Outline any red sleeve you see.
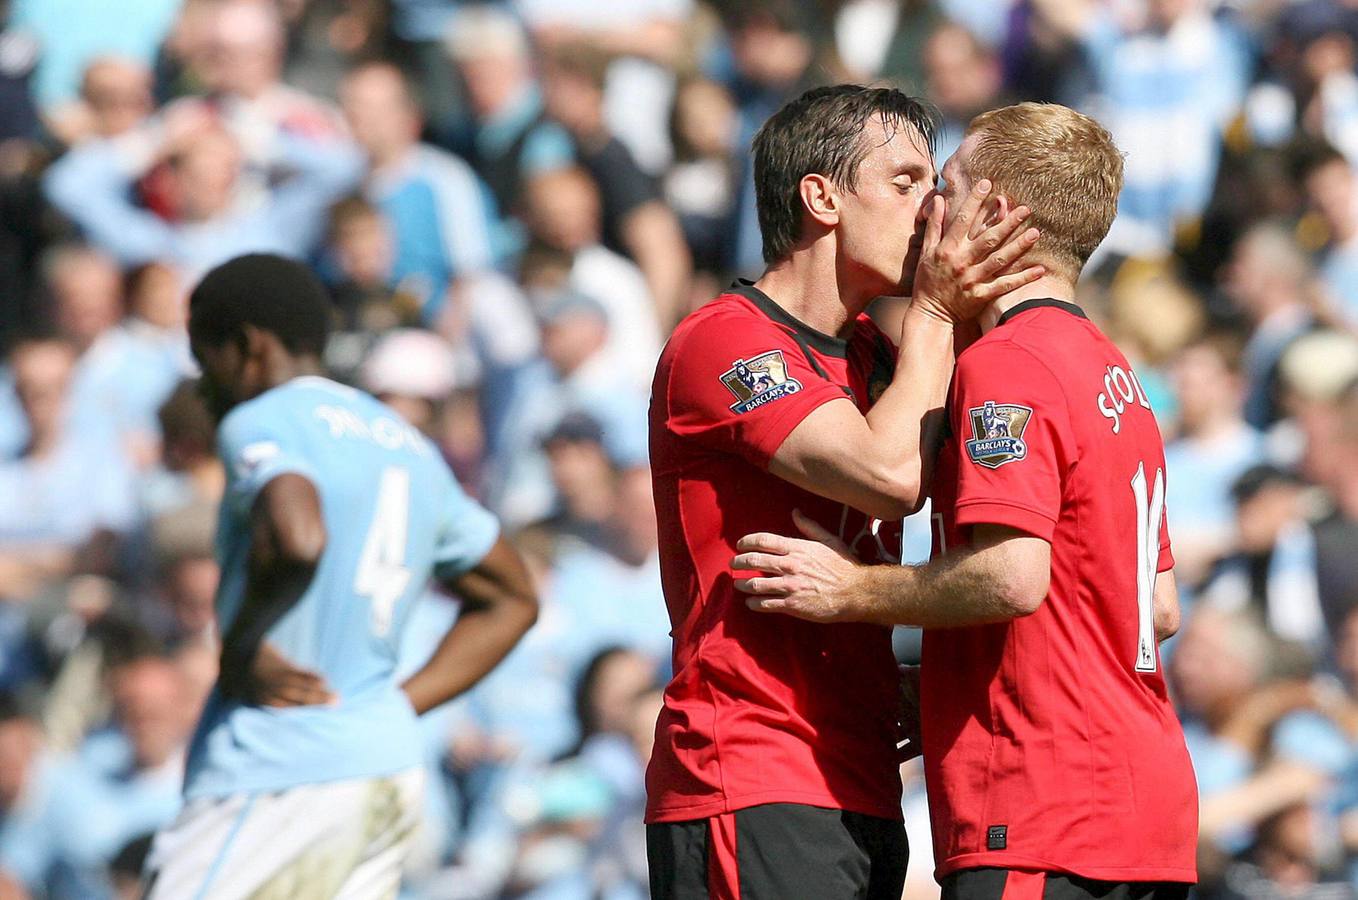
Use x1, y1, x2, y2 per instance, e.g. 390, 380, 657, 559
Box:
1158, 481, 1175, 573
949, 341, 1076, 542
665, 311, 848, 468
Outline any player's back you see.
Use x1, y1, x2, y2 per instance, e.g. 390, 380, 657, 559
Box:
925, 301, 1197, 881
185, 376, 495, 800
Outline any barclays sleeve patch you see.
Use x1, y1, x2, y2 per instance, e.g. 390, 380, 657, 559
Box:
719, 350, 803, 414
965, 401, 1033, 469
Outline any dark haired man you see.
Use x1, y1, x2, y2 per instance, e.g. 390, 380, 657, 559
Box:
142, 254, 538, 897
646, 84, 1041, 899
736, 103, 1198, 898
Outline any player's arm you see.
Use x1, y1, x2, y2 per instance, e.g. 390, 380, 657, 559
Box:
768, 183, 1042, 520
1153, 568, 1181, 642
734, 514, 1049, 627
219, 473, 335, 706
401, 537, 539, 716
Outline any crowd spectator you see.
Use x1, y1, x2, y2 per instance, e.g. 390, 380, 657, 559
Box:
13, 1, 1358, 897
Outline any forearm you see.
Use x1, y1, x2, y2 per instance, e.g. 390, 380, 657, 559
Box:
401, 600, 535, 715
853, 545, 1029, 628
218, 557, 317, 697
859, 307, 956, 509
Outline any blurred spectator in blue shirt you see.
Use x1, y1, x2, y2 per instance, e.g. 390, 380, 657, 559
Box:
69, 654, 196, 872
46, 56, 155, 149
0, 338, 135, 602
442, 7, 574, 225
922, 22, 1007, 166
541, 43, 692, 328
1221, 222, 1318, 431
0, 693, 105, 896
1296, 140, 1358, 327
43, 105, 362, 286
10, 0, 178, 113
1031, 0, 1252, 259
340, 61, 497, 323
1198, 466, 1326, 651
1166, 331, 1266, 587
518, 167, 661, 391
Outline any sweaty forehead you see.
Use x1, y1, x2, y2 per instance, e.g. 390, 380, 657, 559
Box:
864, 118, 935, 176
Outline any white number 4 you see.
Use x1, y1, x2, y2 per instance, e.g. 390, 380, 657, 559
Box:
355, 467, 412, 637
1131, 462, 1165, 673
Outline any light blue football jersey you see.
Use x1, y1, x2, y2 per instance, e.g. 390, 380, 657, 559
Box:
183, 376, 500, 799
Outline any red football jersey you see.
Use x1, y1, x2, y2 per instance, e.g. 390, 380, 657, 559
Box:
924, 299, 1198, 882
646, 281, 905, 824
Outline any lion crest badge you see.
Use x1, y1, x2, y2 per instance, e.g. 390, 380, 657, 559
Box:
720, 350, 802, 414
965, 401, 1033, 468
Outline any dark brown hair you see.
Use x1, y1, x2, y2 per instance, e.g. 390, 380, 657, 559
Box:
752, 84, 938, 264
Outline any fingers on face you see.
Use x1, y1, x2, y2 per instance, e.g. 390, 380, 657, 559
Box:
947, 178, 991, 238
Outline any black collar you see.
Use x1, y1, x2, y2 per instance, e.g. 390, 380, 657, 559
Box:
996, 298, 1088, 328
729, 279, 849, 358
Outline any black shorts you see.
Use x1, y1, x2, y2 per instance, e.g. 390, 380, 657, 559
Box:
647, 802, 907, 900
941, 868, 1192, 900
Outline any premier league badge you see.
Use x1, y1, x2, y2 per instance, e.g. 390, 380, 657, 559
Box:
965, 401, 1033, 468
720, 350, 802, 414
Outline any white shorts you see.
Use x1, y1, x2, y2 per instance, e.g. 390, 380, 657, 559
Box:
143, 767, 424, 900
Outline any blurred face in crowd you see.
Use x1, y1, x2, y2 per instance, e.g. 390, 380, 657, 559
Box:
165, 555, 218, 636
202, 0, 283, 97
541, 62, 604, 139
924, 25, 1001, 120
1148, 0, 1198, 30
1304, 157, 1358, 240
12, 341, 76, 447
1223, 226, 1310, 321
110, 658, 195, 770
545, 435, 615, 523
609, 466, 659, 565
1169, 608, 1263, 720
0, 715, 41, 811
541, 306, 609, 377
526, 169, 602, 252
1235, 481, 1303, 552
1172, 341, 1243, 435
340, 65, 421, 163
586, 650, 655, 738
129, 263, 186, 330
455, 45, 529, 120
672, 80, 737, 160
333, 208, 394, 288
830, 116, 938, 300
629, 687, 664, 763
732, 15, 812, 89
80, 57, 153, 138
51, 248, 122, 352
171, 128, 244, 222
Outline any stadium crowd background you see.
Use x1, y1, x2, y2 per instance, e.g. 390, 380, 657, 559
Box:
3, 0, 1358, 897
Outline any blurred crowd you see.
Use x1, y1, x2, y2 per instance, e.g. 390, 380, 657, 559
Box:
5, 0, 1358, 897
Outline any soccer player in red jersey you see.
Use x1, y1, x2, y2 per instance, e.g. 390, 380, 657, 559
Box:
646, 85, 1044, 900
733, 102, 1198, 900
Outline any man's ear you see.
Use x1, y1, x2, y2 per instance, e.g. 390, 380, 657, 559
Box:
799, 173, 840, 229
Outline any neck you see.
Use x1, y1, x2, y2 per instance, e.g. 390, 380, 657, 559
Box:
260, 356, 326, 395
979, 273, 1076, 333
755, 249, 874, 338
